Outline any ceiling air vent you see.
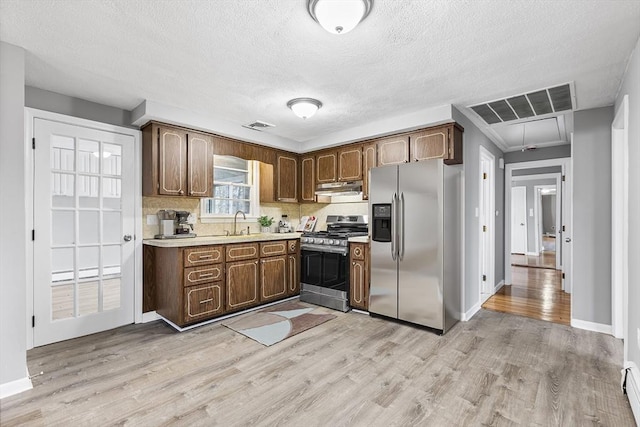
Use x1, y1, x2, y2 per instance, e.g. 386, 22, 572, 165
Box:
242, 120, 275, 131
470, 83, 574, 125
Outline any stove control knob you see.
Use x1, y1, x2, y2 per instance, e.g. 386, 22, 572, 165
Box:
327, 239, 334, 245
314, 238, 322, 244
341, 241, 348, 247
333, 240, 341, 246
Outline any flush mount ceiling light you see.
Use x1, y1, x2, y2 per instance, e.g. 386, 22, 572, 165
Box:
308, 0, 372, 35
287, 98, 322, 119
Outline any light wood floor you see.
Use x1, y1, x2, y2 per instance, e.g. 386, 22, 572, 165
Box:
511, 236, 557, 269
482, 266, 571, 326
1, 307, 633, 426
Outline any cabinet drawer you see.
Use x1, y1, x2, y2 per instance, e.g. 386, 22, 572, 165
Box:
184, 283, 224, 322
287, 239, 298, 254
226, 243, 259, 262
184, 264, 224, 285
184, 246, 223, 267
260, 241, 287, 257
350, 243, 366, 260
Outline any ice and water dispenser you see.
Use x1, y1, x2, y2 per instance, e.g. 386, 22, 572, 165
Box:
372, 204, 392, 242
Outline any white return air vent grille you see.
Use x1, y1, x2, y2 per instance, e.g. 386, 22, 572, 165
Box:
242, 120, 276, 131
470, 83, 574, 125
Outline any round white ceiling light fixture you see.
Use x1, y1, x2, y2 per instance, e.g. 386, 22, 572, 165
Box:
307, 0, 372, 35
287, 98, 322, 119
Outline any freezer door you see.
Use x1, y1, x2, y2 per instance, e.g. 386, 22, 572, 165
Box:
369, 165, 398, 318
397, 161, 444, 329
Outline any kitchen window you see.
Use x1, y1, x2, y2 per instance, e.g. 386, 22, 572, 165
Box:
200, 155, 259, 221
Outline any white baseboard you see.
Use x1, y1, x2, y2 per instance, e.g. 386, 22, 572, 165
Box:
141, 311, 160, 323
462, 301, 481, 321
624, 362, 640, 425
0, 374, 32, 399
570, 318, 612, 335
494, 280, 505, 293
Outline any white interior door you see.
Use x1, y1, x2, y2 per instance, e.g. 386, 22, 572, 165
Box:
479, 148, 495, 296
33, 118, 135, 346
561, 161, 572, 294
511, 186, 527, 254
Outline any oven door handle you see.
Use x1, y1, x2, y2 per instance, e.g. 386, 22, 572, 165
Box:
391, 192, 397, 261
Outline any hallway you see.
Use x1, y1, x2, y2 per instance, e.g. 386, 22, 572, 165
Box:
482, 262, 570, 326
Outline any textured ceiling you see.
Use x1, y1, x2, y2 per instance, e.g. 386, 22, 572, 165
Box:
1, 0, 639, 149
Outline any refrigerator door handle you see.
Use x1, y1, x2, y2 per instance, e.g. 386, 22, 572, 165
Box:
391, 193, 397, 260
399, 192, 405, 260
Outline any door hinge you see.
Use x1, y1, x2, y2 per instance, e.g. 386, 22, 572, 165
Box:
32, 230, 35, 241
32, 316, 35, 328
482, 275, 486, 281
562, 273, 565, 279
562, 225, 566, 232
483, 172, 487, 180
562, 175, 566, 182
32, 137, 36, 149
482, 225, 487, 232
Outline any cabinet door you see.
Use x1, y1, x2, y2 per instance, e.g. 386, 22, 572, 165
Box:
260, 255, 287, 303
287, 239, 298, 254
338, 146, 362, 182
444, 124, 464, 165
377, 135, 409, 166
300, 155, 315, 202
277, 154, 298, 202
362, 143, 376, 200
287, 254, 300, 296
226, 243, 259, 262
184, 283, 225, 323
316, 151, 337, 183
226, 260, 259, 312
187, 132, 213, 197
410, 127, 449, 162
349, 259, 368, 310
260, 241, 287, 257
158, 126, 188, 195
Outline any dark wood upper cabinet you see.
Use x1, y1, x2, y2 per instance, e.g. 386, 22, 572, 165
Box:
409, 123, 464, 165
187, 132, 213, 197
158, 126, 187, 196
299, 155, 315, 203
377, 135, 410, 165
362, 142, 376, 200
276, 154, 298, 202
142, 123, 213, 197
337, 145, 362, 182
316, 151, 337, 183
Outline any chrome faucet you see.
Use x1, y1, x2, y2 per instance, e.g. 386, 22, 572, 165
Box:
233, 210, 246, 236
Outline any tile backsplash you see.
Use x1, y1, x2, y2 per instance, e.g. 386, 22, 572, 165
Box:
142, 197, 369, 239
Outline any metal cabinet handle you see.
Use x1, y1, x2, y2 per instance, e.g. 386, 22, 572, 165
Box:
123, 235, 132, 242
179, 190, 184, 195
200, 298, 213, 304
391, 193, 397, 261
399, 192, 405, 260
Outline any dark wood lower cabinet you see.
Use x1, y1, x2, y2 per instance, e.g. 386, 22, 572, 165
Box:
226, 259, 259, 313
349, 242, 369, 311
149, 239, 300, 327
260, 255, 287, 303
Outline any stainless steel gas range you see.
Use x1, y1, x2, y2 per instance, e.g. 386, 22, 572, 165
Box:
299, 215, 368, 312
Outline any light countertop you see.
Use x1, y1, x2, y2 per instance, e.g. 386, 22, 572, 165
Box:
348, 236, 370, 243
143, 232, 302, 248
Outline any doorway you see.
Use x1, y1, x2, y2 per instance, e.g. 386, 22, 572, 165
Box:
479, 146, 495, 302
483, 159, 571, 325
30, 113, 139, 347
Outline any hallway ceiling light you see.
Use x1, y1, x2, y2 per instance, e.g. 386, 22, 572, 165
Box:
287, 98, 322, 119
308, 0, 372, 35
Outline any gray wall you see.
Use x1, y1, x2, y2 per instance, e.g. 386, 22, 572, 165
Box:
25, 86, 134, 129
573, 106, 613, 325
542, 195, 556, 235
504, 144, 571, 163
511, 178, 557, 253
615, 36, 639, 368
512, 166, 562, 176
0, 42, 28, 388
453, 107, 505, 312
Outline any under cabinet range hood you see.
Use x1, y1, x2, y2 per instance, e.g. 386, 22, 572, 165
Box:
315, 180, 363, 196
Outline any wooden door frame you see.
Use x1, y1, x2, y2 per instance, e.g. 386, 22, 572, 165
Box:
611, 95, 629, 344
533, 184, 561, 268
478, 145, 495, 302
505, 158, 571, 287
25, 108, 142, 349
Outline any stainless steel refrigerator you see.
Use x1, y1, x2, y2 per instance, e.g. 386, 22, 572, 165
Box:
369, 160, 461, 333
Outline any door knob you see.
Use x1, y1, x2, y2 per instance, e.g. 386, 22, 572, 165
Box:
520, 223, 525, 226
123, 235, 132, 242
565, 238, 572, 243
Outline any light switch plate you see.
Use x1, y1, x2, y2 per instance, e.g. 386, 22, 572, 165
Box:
147, 215, 158, 225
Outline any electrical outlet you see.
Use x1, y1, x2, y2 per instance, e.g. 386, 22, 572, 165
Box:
146, 215, 158, 225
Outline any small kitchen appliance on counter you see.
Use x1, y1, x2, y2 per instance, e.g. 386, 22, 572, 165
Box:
299, 215, 368, 312
154, 210, 197, 239
277, 215, 292, 233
